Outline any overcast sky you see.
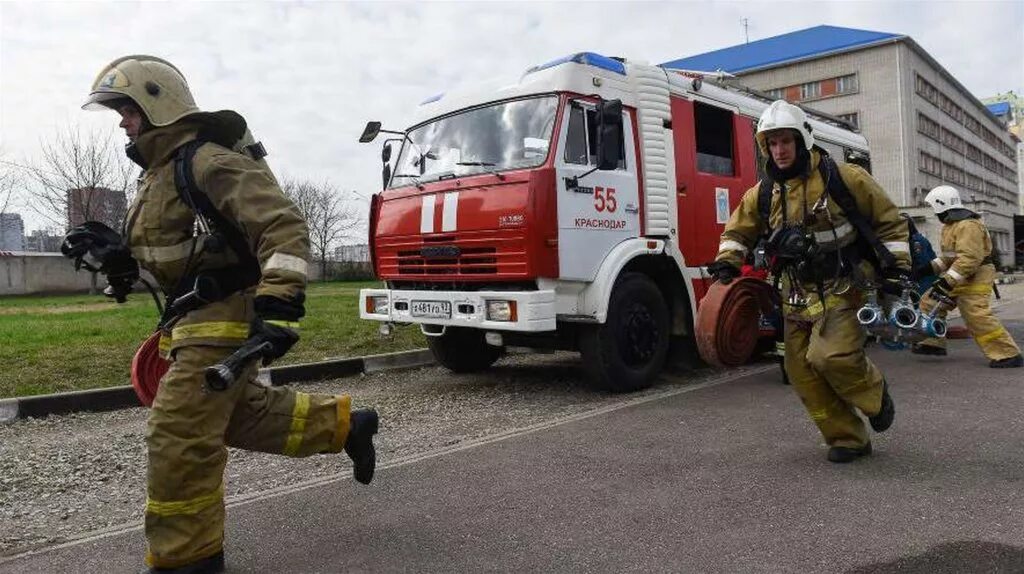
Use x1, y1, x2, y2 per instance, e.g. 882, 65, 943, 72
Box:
1, 1, 1022, 235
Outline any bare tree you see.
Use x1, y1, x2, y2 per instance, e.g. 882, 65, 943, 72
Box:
27, 126, 136, 231
281, 177, 361, 281
0, 162, 23, 250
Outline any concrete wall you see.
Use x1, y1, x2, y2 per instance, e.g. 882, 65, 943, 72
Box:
0, 253, 97, 296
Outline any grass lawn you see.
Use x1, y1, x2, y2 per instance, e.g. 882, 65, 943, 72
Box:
0, 281, 425, 398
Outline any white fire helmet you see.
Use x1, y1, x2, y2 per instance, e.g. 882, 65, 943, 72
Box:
924, 185, 963, 214
756, 100, 814, 153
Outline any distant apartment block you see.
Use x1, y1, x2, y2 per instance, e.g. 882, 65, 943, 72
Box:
0, 212, 25, 251
333, 243, 370, 262
664, 25, 1021, 261
25, 228, 64, 253
66, 186, 127, 229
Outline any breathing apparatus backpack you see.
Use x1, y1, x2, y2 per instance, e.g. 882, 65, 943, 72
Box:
904, 214, 937, 292
756, 149, 898, 279
164, 110, 271, 323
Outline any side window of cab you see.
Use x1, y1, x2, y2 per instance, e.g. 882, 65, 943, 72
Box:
564, 101, 626, 169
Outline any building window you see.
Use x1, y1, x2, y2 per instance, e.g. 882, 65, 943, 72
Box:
917, 112, 940, 141
799, 81, 821, 100
837, 112, 860, 129
941, 128, 964, 153
919, 151, 942, 176
764, 88, 785, 100
835, 74, 858, 94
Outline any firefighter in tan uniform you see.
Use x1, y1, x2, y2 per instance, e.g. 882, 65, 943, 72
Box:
66, 55, 379, 574
707, 101, 906, 463
912, 185, 1022, 368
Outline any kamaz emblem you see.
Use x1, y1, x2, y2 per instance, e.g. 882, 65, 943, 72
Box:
421, 245, 461, 259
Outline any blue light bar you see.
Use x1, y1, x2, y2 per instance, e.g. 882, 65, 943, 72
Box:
526, 52, 626, 76
420, 92, 444, 105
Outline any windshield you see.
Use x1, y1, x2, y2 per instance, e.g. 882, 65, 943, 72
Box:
390, 96, 558, 187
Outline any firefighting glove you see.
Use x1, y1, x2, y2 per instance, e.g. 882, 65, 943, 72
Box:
251, 294, 305, 364
928, 277, 955, 304
880, 267, 912, 296
910, 261, 934, 281
707, 261, 741, 285
61, 221, 139, 303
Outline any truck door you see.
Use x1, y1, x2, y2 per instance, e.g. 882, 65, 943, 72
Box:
672, 98, 756, 268
554, 99, 640, 281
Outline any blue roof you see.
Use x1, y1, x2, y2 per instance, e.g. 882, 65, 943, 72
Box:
987, 101, 1011, 116
661, 25, 902, 74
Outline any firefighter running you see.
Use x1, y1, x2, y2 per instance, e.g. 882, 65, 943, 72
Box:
912, 185, 1023, 368
66, 55, 379, 574
708, 100, 907, 464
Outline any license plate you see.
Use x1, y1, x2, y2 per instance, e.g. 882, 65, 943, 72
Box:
411, 300, 451, 319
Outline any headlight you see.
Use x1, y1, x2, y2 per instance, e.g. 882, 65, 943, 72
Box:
485, 300, 517, 322
366, 295, 389, 315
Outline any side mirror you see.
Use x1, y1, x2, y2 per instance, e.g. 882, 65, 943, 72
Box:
382, 142, 392, 164
595, 99, 623, 170
382, 164, 392, 189
359, 121, 382, 143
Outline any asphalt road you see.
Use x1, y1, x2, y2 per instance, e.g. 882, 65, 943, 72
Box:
3, 306, 1023, 574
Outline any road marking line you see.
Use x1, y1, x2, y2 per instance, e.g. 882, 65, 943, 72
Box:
0, 363, 774, 564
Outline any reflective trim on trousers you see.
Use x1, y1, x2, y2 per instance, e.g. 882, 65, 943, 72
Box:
146, 484, 223, 517
952, 283, 992, 295
283, 393, 311, 456
266, 319, 301, 330
976, 327, 1008, 344
171, 321, 250, 341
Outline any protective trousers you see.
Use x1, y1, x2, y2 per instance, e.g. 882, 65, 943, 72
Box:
918, 266, 1020, 360
783, 292, 885, 449
145, 345, 352, 569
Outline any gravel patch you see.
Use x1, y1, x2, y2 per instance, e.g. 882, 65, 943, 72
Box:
0, 351, 773, 558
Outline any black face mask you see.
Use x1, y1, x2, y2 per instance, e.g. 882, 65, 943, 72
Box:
125, 141, 147, 169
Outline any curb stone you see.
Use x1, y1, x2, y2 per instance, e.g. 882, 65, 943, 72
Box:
0, 348, 435, 424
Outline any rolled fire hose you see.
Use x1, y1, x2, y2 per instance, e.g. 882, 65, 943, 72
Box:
695, 277, 780, 367
130, 331, 170, 407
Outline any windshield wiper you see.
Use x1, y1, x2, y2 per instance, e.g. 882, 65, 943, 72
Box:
456, 161, 506, 181
391, 173, 425, 190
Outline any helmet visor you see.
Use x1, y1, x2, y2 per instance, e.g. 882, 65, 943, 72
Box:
82, 90, 130, 111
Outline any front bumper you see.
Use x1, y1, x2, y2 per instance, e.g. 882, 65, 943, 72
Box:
359, 288, 556, 332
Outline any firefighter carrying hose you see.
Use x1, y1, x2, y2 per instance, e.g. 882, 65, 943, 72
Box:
707, 100, 908, 463
912, 185, 1022, 368
62, 55, 379, 573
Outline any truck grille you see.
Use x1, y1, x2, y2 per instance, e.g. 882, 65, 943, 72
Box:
376, 231, 528, 280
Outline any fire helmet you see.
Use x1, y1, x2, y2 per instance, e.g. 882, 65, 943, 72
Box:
924, 185, 963, 214
756, 100, 814, 153
83, 55, 199, 127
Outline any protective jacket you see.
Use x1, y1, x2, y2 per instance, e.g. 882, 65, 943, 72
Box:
928, 215, 993, 289
716, 149, 911, 281
125, 118, 310, 353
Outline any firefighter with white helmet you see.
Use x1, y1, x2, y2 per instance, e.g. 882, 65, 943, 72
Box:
67, 55, 380, 573
708, 100, 909, 463
914, 185, 1022, 367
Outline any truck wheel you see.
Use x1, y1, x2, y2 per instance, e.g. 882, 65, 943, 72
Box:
427, 327, 503, 373
580, 273, 670, 392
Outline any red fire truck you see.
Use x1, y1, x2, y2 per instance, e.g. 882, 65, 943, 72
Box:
359, 52, 869, 392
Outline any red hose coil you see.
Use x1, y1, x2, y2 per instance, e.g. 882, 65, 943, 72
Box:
131, 331, 170, 407
695, 277, 779, 367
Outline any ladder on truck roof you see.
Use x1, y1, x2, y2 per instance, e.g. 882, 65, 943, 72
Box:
663, 67, 859, 133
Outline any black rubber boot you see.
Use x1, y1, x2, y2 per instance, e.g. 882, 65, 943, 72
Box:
346, 408, 379, 484
827, 442, 872, 463
869, 381, 895, 433
911, 344, 947, 356
141, 551, 224, 574
990, 354, 1023, 368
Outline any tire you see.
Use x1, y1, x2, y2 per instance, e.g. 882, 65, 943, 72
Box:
579, 273, 670, 392
427, 326, 503, 373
